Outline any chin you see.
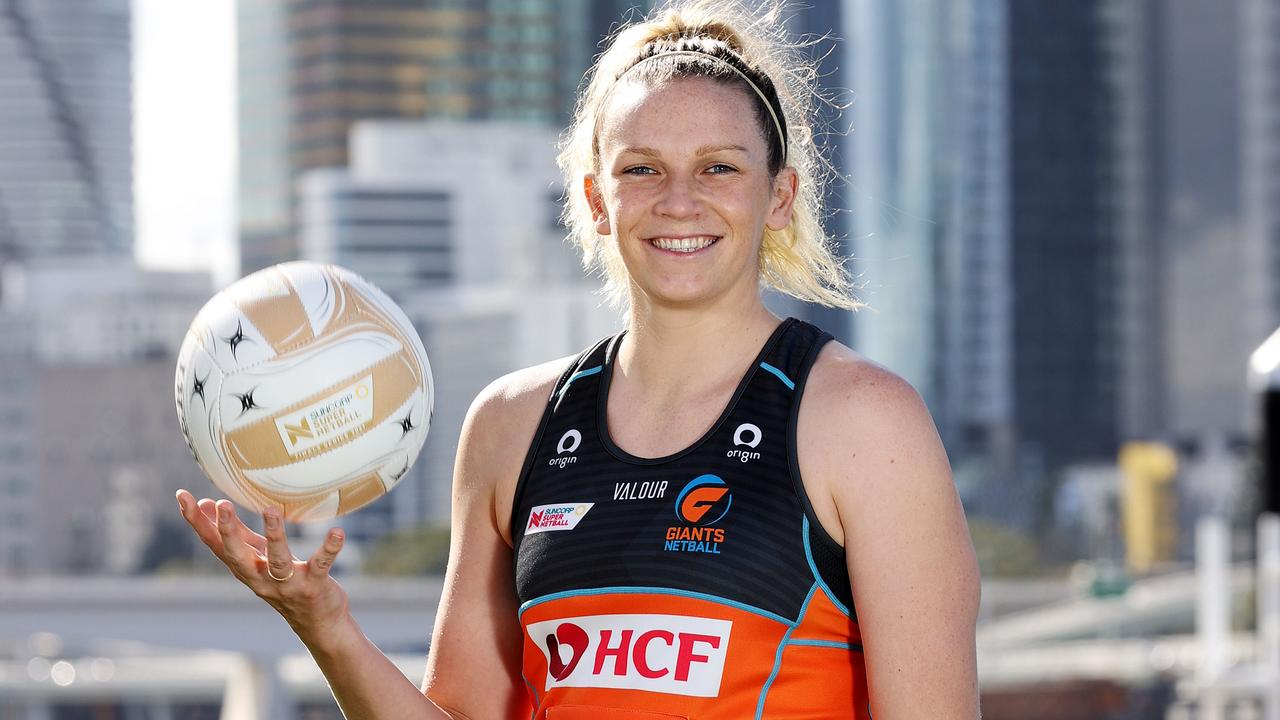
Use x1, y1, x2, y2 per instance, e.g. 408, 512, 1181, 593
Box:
637, 282, 726, 309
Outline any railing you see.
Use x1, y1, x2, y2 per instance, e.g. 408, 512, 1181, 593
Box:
1170, 514, 1280, 720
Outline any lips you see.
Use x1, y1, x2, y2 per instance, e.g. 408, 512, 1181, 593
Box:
648, 236, 720, 253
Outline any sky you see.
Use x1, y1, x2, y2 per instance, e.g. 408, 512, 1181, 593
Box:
132, 0, 237, 285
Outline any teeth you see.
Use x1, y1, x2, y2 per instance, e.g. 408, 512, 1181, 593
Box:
651, 236, 716, 253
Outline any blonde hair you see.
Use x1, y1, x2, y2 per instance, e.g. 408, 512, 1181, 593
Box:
557, 0, 860, 310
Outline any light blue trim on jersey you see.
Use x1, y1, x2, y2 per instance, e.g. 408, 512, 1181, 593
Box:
520, 673, 539, 719
787, 638, 863, 651
759, 361, 795, 390
519, 585, 793, 627
803, 515, 852, 617
754, 583, 818, 719
557, 365, 602, 399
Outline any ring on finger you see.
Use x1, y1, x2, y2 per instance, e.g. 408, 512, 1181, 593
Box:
267, 563, 295, 582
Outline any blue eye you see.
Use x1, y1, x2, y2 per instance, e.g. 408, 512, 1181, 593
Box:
622, 166, 657, 175
707, 164, 737, 174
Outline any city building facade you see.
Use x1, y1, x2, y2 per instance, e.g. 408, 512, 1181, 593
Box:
238, 0, 597, 276
0, 0, 132, 267
0, 259, 214, 575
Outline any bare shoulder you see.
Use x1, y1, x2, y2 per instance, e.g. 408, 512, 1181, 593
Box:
459, 354, 577, 546
800, 341, 944, 475
425, 354, 576, 716
467, 355, 575, 442
796, 340, 957, 541
799, 341, 981, 717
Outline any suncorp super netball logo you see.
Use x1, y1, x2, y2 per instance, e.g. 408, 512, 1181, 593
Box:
274, 375, 374, 456
663, 474, 731, 555
527, 614, 732, 697
525, 502, 594, 535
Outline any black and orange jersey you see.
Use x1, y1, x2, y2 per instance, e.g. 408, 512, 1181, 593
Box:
511, 318, 870, 719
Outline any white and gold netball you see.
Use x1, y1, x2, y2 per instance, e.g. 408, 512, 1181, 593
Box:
174, 262, 433, 522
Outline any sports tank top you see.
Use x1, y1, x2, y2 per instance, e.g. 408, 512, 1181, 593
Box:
511, 318, 871, 719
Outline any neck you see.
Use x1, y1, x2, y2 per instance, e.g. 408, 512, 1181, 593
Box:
617, 295, 781, 397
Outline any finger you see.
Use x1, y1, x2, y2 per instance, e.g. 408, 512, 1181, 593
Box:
308, 527, 345, 579
192, 496, 265, 554
177, 491, 224, 554
215, 500, 256, 569
262, 507, 297, 581
238, 523, 268, 556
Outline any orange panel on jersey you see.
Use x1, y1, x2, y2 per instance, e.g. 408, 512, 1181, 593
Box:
758, 642, 870, 719
789, 585, 863, 646
548, 707, 688, 719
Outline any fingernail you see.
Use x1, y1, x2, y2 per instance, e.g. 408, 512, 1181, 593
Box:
218, 504, 230, 520
176, 495, 186, 513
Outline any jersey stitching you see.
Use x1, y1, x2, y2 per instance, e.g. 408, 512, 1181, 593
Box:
522, 673, 540, 719
785, 326, 857, 618
803, 515, 852, 618
786, 638, 864, 651
518, 585, 793, 627
754, 582, 818, 719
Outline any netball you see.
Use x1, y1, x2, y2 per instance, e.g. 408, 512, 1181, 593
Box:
173, 262, 433, 522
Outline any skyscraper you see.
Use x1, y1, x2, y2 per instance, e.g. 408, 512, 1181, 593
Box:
0, 0, 132, 265
1242, 0, 1280, 350
847, 0, 1007, 429
934, 0, 1014, 495
846, 0, 1179, 529
845, 0, 1018, 514
1007, 1, 1121, 481
1164, 0, 1245, 440
238, 0, 595, 277
1103, 0, 1170, 444
847, 0, 948, 408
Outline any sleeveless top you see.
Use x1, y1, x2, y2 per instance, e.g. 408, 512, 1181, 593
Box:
510, 318, 871, 719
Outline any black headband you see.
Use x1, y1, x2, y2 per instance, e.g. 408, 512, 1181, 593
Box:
600, 45, 790, 166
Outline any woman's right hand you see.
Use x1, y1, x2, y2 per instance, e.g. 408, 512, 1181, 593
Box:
175, 489, 352, 649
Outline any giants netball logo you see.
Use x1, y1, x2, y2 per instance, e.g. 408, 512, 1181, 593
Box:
550, 428, 581, 468
527, 614, 731, 697
726, 422, 762, 463
664, 474, 730, 555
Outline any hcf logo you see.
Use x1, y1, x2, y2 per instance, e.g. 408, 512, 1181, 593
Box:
527, 614, 732, 697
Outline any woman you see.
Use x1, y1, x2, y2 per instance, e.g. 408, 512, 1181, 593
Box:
176, 2, 981, 717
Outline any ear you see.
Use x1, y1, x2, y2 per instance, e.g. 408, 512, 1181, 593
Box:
584, 175, 612, 235
765, 166, 799, 232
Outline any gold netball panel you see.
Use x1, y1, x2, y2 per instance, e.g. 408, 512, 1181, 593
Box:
215, 266, 428, 519
230, 268, 317, 356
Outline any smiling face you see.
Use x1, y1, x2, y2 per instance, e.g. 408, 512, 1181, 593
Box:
588, 76, 797, 311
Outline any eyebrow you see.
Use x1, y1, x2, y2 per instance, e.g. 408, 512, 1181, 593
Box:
617, 144, 751, 158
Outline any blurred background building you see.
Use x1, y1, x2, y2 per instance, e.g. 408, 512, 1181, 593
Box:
0, 259, 214, 577
6, 0, 1280, 717
0, 0, 133, 269
238, 0, 597, 276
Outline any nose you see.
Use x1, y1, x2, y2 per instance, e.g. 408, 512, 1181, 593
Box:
654, 172, 701, 220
